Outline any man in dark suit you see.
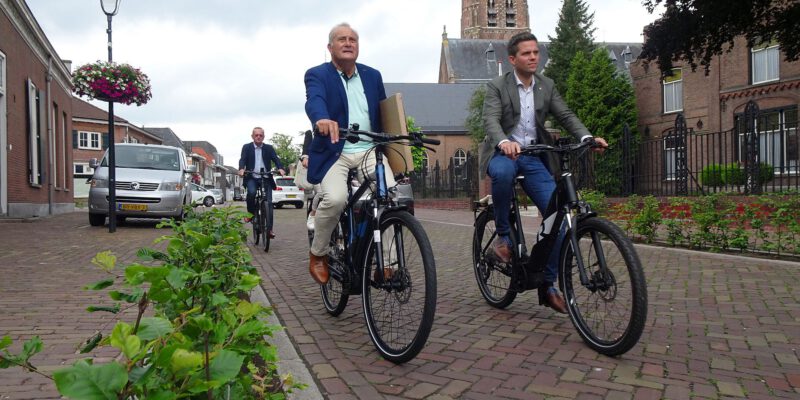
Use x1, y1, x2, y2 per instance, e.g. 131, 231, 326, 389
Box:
238, 127, 285, 233
480, 32, 608, 314
303, 22, 395, 284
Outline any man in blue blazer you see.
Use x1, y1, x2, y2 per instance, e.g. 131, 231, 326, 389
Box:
303, 22, 394, 284
238, 127, 285, 234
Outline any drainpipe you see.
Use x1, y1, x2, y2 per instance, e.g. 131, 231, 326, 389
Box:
46, 56, 54, 215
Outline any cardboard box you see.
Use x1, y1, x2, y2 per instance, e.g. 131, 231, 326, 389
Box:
380, 93, 414, 173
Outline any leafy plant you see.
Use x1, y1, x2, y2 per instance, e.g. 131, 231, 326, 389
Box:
631, 195, 662, 243
2, 207, 303, 399
578, 189, 608, 214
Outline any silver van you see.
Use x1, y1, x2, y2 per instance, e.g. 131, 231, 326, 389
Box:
88, 143, 197, 226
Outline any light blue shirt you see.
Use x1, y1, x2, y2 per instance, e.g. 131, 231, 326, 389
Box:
338, 67, 373, 153
253, 145, 265, 173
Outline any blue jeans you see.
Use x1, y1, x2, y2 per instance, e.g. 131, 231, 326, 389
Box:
487, 152, 565, 284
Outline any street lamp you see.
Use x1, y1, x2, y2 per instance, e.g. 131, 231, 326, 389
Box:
100, 0, 120, 232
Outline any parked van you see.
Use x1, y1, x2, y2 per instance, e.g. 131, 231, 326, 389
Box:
88, 143, 196, 226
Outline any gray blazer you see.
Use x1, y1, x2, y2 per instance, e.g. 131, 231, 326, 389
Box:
479, 71, 591, 176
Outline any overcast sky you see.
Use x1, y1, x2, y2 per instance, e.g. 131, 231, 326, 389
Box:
27, 0, 661, 165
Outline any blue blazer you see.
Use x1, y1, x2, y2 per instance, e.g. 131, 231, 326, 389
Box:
304, 62, 386, 184
238, 142, 283, 174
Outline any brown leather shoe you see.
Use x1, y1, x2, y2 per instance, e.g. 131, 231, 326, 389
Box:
373, 267, 393, 282
268, 230, 276, 239
490, 238, 512, 263
309, 252, 329, 284
543, 288, 568, 314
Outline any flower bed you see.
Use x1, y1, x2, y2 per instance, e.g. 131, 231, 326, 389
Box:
72, 61, 152, 106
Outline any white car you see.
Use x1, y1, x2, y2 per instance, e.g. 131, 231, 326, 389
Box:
209, 189, 225, 204
190, 183, 217, 208
273, 177, 305, 209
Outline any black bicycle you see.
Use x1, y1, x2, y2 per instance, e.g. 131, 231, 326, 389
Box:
472, 138, 647, 356
244, 169, 275, 252
310, 126, 439, 364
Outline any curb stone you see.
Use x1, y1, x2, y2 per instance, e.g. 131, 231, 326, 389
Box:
251, 283, 323, 400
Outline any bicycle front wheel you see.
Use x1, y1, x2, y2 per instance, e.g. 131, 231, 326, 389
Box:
472, 209, 516, 308
560, 217, 647, 356
362, 211, 436, 364
260, 200, 270, 252
320, 220, 349, 316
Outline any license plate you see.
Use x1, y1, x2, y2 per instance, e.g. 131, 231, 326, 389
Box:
286, 195, 296, 198
118, 203, 147, 211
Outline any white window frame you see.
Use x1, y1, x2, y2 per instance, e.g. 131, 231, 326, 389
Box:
27, 79, 42, 185
73, 162, 93, 175
752, 44, 779, 84
737, 108, 798, 175
663, 135, 683, 181
454, 149, 467, 167
421, 151, 429, 172
0, 51, 7, 214
78, 131, 102, 150
663, 68, 683, 114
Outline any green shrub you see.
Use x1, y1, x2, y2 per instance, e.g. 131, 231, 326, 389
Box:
701, 162, 775, 186
578, 189, 608, 214
632, 195, 662, 243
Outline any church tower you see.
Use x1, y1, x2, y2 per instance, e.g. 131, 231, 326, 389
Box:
461, 0, 530, 40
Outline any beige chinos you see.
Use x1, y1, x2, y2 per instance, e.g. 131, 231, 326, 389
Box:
310, 149, 395, 257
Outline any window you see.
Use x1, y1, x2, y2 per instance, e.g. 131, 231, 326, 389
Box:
752, 43, 779, 84
421, 151, 429, 172
663, 134, 684, 181
454, 149, 467, 167
78, 131, 102, 150
27, 79, 42, 185
663, 68, 683, 113
74, 163, 93, 175
505, 0, 516, 27
737, 107, 798, 175
487, 0, 497, 27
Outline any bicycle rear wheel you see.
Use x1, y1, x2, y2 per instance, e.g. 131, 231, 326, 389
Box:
362, 211, 436, 364
560, 217, 647, 356
472, 209, 517, 308
320, 220, 349, 316
260, 200, 270, 252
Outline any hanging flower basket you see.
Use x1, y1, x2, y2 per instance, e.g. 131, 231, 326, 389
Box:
72, 61, 152, 106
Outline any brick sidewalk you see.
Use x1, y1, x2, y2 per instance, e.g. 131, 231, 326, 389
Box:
1, 208, 799, 399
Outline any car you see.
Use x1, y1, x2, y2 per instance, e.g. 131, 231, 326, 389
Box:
273, 176, 305, 209
209, 188, 225, 204
233, 187, 244, 201
189, 184, 218, 208
88, 143, 196, 226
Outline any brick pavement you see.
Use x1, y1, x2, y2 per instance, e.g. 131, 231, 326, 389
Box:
253, 207, 800, 400
1, 206, 799, 399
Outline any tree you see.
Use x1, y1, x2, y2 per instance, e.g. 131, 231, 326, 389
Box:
640, 0, 800, 75
564, 49, 639, 195
544, 0, 597, 95
465, 85, 486, 149
406, 116, 426, 171
269, 133, 300, 169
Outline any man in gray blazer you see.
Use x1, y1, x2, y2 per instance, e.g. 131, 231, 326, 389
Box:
480, 32, 607, 314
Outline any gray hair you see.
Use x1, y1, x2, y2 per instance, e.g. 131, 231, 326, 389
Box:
328, 22, 358, 44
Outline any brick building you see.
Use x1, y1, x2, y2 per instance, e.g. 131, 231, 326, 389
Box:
1, 0, 74, 217
71, 97, 161, 197
629, 36, 800, 191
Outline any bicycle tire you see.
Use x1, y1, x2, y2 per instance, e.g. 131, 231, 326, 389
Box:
260, 200, 270, 252
560, 217, 647, 356
472, 209, 517, 308
362, 211, 436, 364
252, 206, 260, 246
320, 220, 349, 316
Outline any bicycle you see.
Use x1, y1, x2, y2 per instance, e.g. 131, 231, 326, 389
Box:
472, 138, 647, 356
310, 125, 439, 363
244, 169, 275, 252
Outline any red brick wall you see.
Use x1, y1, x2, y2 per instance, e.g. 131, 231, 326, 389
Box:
2, 8, 74, 210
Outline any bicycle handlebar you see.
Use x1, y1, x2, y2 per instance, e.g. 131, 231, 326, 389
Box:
520, 138, 602, 156
315, 125, 441, 147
